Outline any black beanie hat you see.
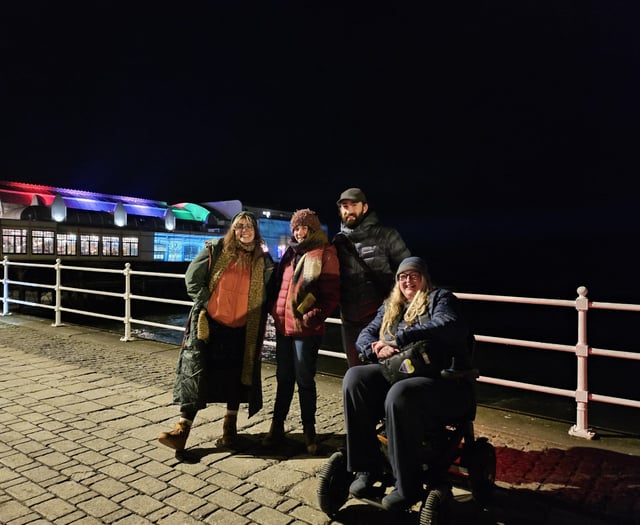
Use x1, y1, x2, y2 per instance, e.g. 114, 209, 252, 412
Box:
396, 256, 429, 280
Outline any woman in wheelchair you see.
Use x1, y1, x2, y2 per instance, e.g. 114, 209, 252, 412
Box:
342, 256, 475, 511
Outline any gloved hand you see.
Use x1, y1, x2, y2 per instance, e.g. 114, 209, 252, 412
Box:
197, 309, 209, 341
302, 308, 323, 328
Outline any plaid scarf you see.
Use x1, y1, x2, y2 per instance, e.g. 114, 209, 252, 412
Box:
289, 230, 327, 319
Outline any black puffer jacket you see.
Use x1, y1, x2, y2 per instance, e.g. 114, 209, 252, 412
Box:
333, 211, 411, 323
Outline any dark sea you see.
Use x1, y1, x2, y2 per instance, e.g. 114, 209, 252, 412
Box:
406, 225, 640, 437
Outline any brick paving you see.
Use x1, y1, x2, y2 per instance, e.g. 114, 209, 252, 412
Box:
0, 313, 638, 525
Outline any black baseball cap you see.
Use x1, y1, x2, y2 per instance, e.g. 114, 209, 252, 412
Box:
336, 188, 367, 205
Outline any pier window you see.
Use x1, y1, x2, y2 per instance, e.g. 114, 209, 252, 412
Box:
167, 239, 182, 261
183, 242, 203, 261
153, 232, 214, 261
56, 233, 77, 255
258, 218, 296, 262
102, 235, 120, 256
122, 236, 139, 257
2, 228, 28, 254
153, 241, 167, 261
80, 234, 99, 256
31, 229, 55, 255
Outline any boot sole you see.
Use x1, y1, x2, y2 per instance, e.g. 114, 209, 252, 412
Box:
158, 437, 185, 451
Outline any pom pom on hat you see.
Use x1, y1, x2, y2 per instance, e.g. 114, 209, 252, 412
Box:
396, 256, 429, 280
290, 208, 322, 232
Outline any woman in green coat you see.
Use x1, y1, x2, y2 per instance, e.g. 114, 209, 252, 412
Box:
158, 211, 275, 452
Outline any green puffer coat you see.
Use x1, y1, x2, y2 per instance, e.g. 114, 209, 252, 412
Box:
172, 239, 275, 417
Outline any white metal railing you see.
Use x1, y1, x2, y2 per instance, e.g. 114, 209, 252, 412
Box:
1, 256, 639, 440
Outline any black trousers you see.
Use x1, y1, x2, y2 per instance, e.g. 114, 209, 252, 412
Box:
342, 364, 474, 499
180, 317, 246, 419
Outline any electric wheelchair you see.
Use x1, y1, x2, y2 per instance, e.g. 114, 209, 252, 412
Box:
317, 367, 496, 525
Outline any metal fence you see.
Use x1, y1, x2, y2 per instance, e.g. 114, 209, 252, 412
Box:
2, 256, 639, 440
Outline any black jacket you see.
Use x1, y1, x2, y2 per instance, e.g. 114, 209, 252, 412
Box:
333, 211, 411, 323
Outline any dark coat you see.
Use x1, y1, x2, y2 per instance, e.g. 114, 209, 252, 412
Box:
172, 240, 275, 417
333, 211, 411, 324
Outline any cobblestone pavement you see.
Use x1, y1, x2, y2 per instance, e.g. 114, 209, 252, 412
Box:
0, 314, 638, 525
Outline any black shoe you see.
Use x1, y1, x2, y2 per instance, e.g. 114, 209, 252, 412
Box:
262, 421, 285, 448
303, 424, 318, 455
381, 488, 419, 511
349, 472, 377, 498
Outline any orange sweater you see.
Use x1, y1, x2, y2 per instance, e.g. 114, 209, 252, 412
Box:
207, 260, 250, 327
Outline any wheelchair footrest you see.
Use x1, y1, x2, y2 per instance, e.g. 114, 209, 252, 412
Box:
354, 496, 387, 510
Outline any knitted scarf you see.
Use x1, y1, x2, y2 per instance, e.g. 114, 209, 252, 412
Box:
207, 244, 265, 386
289, 230, 327, 319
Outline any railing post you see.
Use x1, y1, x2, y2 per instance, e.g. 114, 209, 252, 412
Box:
121, 262, 133, 341
53, 259, 63, 326
569, 286, 596, 439
2, 256, 10, 316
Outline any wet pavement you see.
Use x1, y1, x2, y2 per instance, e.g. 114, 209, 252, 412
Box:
0, 313, 638, 524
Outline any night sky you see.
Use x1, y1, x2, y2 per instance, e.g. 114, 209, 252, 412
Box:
3, 2, 639, 300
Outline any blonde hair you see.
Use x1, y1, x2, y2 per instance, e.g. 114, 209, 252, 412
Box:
380, 273, 433, 342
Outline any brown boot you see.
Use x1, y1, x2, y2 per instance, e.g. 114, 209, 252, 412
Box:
262, 420, 285, 448
158, 420, 191, 451
216, 414, 238, 448
303, 424, 318, 455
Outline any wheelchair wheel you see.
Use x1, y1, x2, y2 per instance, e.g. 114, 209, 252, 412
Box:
317, 449, 353, 518
467, 437, 496, 506
419, 483, 452, 525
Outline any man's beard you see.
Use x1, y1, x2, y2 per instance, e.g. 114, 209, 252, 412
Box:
342, 213, 363, 229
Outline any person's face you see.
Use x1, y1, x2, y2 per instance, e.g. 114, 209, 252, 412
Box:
293, 225, 309, 243
234, 218, 256, 243
397, 271, 423, 301
338, 200, 368, 226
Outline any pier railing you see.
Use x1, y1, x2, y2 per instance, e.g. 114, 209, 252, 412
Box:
2, 256, 639, 440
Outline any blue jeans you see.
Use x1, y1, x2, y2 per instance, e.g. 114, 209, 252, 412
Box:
273, 332, 322, 427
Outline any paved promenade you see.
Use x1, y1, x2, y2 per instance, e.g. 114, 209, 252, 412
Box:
0, 314, 638, 525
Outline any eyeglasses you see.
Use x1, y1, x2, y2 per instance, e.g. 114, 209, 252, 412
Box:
234, 223, 254, 232
397, 273, 421, 283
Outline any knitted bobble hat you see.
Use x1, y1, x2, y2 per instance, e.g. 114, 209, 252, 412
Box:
290, 208, 322, 232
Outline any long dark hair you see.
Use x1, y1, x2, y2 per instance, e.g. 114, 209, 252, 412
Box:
222, 211, 267, 262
